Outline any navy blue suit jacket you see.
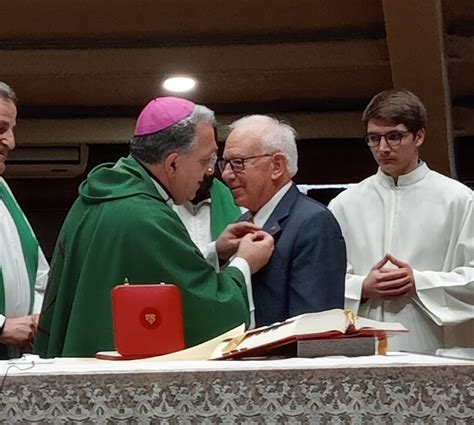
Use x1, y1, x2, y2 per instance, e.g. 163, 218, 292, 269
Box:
246, 184, 346, 327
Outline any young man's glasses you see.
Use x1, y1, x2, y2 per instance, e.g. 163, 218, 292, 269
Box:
217, 154, 272, 173
365, 130, 412, 147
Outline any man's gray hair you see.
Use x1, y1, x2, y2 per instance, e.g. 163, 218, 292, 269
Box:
230, 115, 298, 177
0, 82, 18, 104
130, 105, 215, 164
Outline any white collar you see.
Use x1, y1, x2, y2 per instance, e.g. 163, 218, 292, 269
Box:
178, 198, 211, 215
149, 177, 174, 207
376, 161, 430, 188
253, 181, 292, 228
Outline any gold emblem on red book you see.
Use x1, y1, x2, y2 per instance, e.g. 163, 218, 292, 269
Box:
140, 307, 161, 329
145, 313, 156, 325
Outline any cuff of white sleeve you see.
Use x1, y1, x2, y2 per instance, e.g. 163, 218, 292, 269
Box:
32, 293, 44, 315
344, 275, 365, 314
204, 241, 219, 271
229, 256, 255, 329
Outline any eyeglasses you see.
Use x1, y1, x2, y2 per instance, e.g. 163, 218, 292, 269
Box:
365, 130, 412, 147
217, 154, 272, 173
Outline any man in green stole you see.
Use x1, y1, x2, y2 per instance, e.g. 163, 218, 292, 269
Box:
0, 82, 49, 359
35, 97, 274, 358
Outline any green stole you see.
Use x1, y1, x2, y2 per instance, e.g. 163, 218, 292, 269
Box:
0, 180, 38, 315
209, 180, 241, 240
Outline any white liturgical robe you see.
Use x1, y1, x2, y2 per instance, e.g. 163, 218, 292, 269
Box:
173, 200, 212, 257
0, 178, 48, 317
329, 163, 474, 353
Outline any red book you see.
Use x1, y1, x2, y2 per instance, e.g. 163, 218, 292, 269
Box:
108, 283, 185, 359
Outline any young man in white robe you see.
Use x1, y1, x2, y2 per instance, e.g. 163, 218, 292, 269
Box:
329, 89, 473, 353
0, 82, 49, 359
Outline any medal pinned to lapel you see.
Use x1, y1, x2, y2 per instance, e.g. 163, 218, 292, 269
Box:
269, 224, 279, 235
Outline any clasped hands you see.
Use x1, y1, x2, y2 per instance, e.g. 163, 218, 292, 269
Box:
362, 253, 416, 300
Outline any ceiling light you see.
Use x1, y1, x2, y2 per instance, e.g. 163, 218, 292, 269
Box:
162, 76, 196, 92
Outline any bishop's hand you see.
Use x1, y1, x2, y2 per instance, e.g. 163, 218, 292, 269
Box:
236, 231, 274, 274
216, 221, 260, 261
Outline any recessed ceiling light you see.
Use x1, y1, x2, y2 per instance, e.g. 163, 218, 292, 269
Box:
162, 76, 196, 92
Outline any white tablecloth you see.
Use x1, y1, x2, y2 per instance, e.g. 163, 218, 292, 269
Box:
1, 351, 472, 376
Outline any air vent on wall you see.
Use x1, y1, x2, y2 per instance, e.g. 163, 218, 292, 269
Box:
4, 144, 89, 178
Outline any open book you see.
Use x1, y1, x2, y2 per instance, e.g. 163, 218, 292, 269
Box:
96, 309, 407, 361
211, 309, 407, 360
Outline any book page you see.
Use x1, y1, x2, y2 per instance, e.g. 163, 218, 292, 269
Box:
293, 309, 351, 335
354, 316, 407, 332
142, 324, 246, 361
95, 324, 246, 362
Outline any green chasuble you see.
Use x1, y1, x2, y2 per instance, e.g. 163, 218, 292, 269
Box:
209, 179, 241, 240
34, 155, 250, 358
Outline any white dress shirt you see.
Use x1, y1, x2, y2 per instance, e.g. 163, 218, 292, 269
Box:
252, 181, 293, 227
173, 200, 212, 256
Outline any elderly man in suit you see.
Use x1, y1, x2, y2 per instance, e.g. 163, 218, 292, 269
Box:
219, 115, 346, 326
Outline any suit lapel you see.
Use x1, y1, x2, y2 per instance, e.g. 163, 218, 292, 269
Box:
240, 211, 253, 222
261, 184, 299, 239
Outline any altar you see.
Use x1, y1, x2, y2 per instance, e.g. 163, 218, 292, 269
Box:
0, 353, 472, 423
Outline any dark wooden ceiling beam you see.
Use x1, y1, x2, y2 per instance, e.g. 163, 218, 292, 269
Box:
14, 112, 366, 146
15, 107, 474, 146
0, 40, 388, 74
0, 0, 384, 40
0, 39, 391, 107
383, 0, 455, 177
